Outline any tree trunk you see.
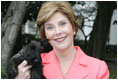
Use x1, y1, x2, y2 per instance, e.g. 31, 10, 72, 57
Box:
86, 2, 115, 59
1, 1, 29, 64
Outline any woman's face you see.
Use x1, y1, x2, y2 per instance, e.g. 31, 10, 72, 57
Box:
44, 12, 75, 50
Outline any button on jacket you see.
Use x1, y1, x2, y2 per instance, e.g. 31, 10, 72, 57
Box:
41, 46, 109, 79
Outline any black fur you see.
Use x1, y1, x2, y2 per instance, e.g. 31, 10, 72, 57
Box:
6, 40, 48, 79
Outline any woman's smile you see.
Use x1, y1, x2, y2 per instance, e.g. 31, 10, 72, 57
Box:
54, 36, 67, 43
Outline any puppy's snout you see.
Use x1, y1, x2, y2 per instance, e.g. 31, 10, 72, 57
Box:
34, 59, 39, 62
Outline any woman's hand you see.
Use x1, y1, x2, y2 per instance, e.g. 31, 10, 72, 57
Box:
15, 60, 32, 79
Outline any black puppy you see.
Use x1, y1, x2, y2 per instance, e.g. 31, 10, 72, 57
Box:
6, 40, 48, 79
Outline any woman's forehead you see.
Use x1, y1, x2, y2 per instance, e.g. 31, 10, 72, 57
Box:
45, 12, 69, 24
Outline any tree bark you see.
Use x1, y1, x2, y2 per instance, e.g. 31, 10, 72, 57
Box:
1, 1, 29, 64
86, 2, 115, 59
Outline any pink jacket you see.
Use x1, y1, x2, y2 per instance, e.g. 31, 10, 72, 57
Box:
41, 46, 109, 79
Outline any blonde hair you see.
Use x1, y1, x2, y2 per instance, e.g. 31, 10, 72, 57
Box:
37, 1, 79, 40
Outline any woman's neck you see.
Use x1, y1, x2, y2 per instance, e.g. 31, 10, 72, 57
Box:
54, 45, 76, 62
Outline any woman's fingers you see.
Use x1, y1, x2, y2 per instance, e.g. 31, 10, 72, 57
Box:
15, 60, 32, 79
18, 60, 28, 69
24, 70, 31, 79
19, 65, 32, 73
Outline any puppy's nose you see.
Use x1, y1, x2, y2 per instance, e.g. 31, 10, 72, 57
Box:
34, 59, 39, 62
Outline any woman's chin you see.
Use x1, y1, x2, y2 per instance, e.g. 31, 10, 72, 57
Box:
54, 44, 69, 51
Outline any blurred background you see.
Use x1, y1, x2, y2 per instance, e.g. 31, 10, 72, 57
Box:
1, 1, 117, 79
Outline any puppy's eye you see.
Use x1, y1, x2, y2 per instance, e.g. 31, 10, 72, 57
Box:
31, 45, 36, 50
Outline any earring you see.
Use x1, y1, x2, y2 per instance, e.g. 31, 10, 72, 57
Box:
74, 32, 76, 35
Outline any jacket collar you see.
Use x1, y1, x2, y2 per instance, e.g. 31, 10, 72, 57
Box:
42, 46, 88, 66
75, 46, 88, 66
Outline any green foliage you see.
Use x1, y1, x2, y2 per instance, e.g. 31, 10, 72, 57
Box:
109, 69, 117, 79
1, 1, 11, 18
105, 53, 117, 59
1, 64, 7, 79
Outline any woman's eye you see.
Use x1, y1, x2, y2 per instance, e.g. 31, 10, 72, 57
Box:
47, 26, 53, 30
61, 22, 66, 26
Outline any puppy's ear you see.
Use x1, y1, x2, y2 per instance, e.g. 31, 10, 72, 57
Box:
40, 39, 49, 48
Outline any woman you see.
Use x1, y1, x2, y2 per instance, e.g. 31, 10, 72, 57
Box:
16, 1, 109, 79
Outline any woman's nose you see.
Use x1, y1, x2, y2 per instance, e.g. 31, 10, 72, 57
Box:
55, 26, 62, 35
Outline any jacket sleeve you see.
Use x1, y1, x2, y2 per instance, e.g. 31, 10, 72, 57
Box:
97, 61, 110, 79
